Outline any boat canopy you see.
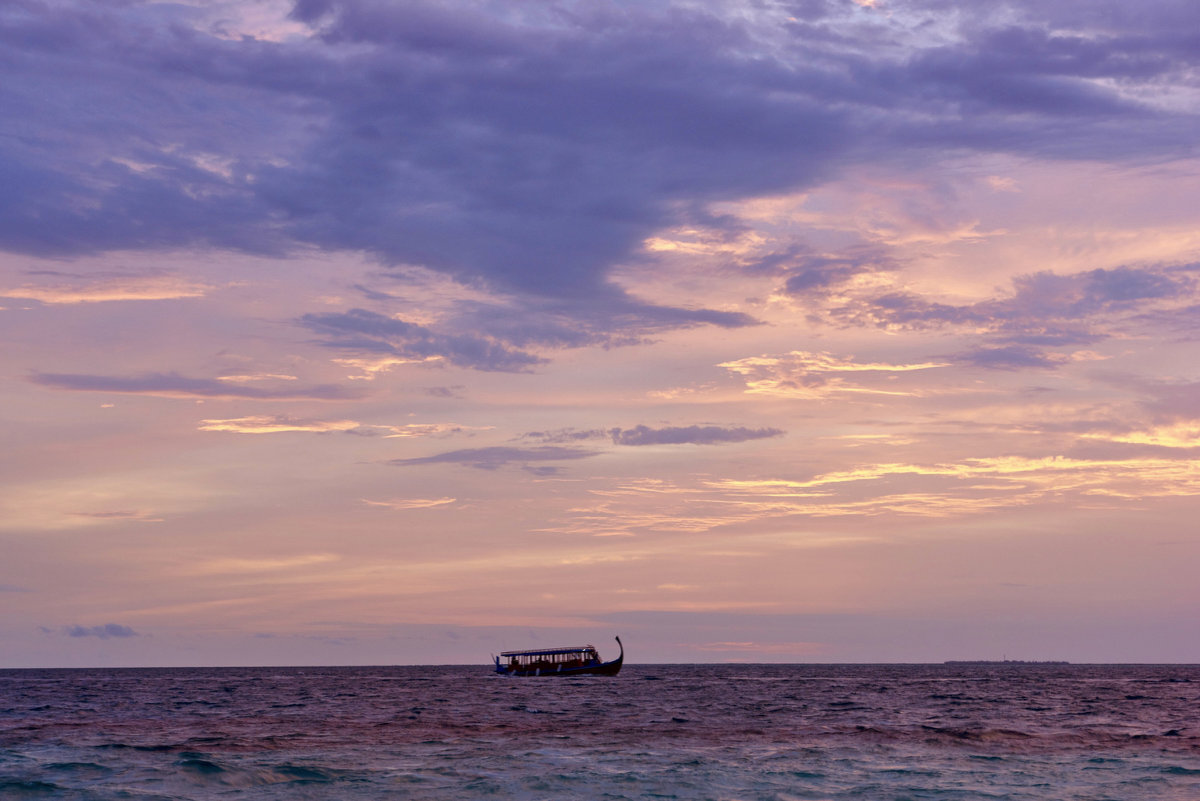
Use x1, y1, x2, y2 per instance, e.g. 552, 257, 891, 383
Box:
500, 645, 597, 658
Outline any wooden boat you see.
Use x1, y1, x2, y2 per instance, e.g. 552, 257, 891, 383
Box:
493, 636, 623, 676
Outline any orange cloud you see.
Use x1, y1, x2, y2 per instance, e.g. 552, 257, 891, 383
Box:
197, 416, 487, 436
361, 498, 457, 510
719, 350, 948, 398
198, 416, 362, 433
1, 272, 211, 303
550, 453, 1200, 537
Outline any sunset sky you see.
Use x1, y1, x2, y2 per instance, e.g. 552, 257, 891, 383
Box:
4, 0, 1200, 667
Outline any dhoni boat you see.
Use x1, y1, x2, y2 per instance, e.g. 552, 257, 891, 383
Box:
493, 636, 623, 676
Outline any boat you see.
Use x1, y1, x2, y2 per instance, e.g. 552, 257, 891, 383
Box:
493, 636, 623, 677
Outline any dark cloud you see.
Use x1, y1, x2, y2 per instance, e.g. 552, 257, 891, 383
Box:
521, 424, 786, 446
301, 300, 758, 370
1136, 379, 1200, 423
773, 245, 900, 296
299, 308, 546, 372
831, 265, 1192, 359
30, 371, 362, 400
447, 298, 759, 351
388, 445, 599, 470
1001, 268, 1187, 319
2, 0, 1195, 340
952, 345, 1066, 371
857, 292, 988, 328
520, 428, 608, 445
609, 425, 786, 446
63, 623, 140, 639
352, 283, 401, 302
425, 385, 465, 398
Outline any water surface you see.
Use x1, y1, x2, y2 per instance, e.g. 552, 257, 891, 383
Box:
2, 663, 1197, 799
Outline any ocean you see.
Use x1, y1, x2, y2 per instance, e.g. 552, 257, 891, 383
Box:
1, 663, 1197, 800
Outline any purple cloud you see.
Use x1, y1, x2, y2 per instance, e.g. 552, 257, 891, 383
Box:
952, 345, 1066, 371
300, 308, 547, 372
609, 425, 785, 446
388, 445, 599, 470
819, 264, 1193, 362
2, 0, 1195, 340
30, 372, 362, 400
63, 623, 140, 639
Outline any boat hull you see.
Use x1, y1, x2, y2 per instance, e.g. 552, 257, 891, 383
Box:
496, 657, 622, 677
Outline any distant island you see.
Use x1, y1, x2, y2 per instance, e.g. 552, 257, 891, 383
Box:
944, 660, 1070, 665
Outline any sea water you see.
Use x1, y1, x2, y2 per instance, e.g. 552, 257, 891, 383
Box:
1, 663, 1197, 800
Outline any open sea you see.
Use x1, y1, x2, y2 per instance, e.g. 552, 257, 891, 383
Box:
1, 663, 1197, 800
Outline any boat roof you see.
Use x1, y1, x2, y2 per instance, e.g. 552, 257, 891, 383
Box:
500, 645, 597, 657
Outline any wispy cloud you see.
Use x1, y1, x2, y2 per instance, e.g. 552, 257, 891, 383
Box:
300, 309, 546, 373
184, 554, 340, 575
68, 509, 163, 523
521, 424, 785, 446
59, 623, 140, 639
609, 425, 785, 446
31, 372, 363, 401
720, 351, 948, 398
389, 446, 599, 471
548, 451, 1200, 537
361, 497, 456, 511
199, 416, 362, 433
1084, 422, 1200, 449
0, 271, 211, 304
817, 265, 1196, 366
197, 415, 484, 437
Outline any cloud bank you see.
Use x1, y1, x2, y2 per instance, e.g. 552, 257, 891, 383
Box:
3, 0, 1196, 341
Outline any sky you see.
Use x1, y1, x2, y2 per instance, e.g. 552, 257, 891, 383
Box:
3, 0, 1200, 667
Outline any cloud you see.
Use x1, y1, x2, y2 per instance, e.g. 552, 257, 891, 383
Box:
199, 415, 362, 433
814, 263, 1196, 366
62, 623, 140, 639
609, 425, 785, 446
858, 266, 1192, 335
519, 424, 785, 446
198, 415, 489, 437
0, 270, 211, 304
388, 445, 599, 470
379, 423, 490, 438
520, 428, 608, 445
68, 510, 163, 523
777, 247, 900, 296
552, 453, 1200, 536
300, 308, 547, 372
1084, 422, 1200, 449
30, 371, 363, 401
720, 350, 948, 398
3, 0, 1195, 340
309, 301, 759, 374
951, 344, 1071, 371
361, 497, 456, 510
184, 554, 340, 575
1135, 379, 1200, 424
